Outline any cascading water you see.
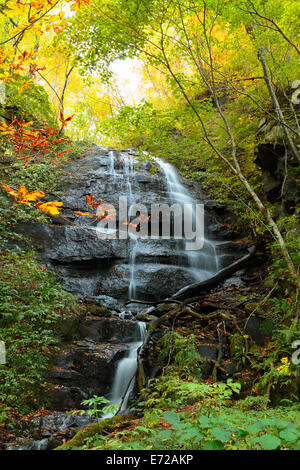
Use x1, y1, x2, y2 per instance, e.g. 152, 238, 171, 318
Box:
104, 321, 147, 417
102, 152, 219, 418
102, 152, 143, 418
122, 153, 138, 301
128, 233, 138, 300
109, 149, 116, 175
157, 159, 219, 280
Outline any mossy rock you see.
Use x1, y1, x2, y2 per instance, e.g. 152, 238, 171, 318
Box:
229, 333, 245, 359
155, 303, 178, 313
54, 316, 80, 340
244, 302, 258, 313
136, 313, 157, 322
85, 303, 111, 316
55, 415, 131, 450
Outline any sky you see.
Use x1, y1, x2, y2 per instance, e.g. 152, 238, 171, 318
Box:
61, 2, 144, 105
110, 58, 144, 105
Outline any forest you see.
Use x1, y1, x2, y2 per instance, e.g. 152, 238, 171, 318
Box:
0, 0, 299, 453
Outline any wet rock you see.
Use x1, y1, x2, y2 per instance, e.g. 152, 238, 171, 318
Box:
245, 316, 269, 347
203, 200, 226, 212
98, 264, 202, 301
44, 340, 128, 409
78, 317, 138, 343
6, 412, 97, 450
223, 276, 245, 288
6, 438, 50, 451
30, 412, 95, 438
89, 295, 124, 311
207, 223, 240, 240
197, 340, 218, 379
14, 148, 243, 304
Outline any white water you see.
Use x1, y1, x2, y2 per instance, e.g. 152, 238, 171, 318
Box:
103, 152, 219, 417
109, 149, 116, 175
157, 158, 219, 279
107, 151, 219, 298
122, 153, 139, 300
128, 233, 138, 300
103, 321, 147, 417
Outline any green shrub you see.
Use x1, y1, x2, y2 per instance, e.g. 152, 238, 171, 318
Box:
0, 250, 79, 413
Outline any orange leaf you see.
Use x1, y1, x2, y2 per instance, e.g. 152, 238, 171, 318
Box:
35, 201, 63, 216
74, 211, 92, 217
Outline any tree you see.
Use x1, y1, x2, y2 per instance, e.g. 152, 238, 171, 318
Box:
69, 0, 299, 290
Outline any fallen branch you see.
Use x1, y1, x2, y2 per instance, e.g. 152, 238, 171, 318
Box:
170, 245, 256, 300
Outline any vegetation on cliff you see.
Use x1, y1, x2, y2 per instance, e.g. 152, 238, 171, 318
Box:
0, 0, 299, 451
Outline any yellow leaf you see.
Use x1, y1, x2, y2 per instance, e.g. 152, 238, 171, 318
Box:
24, 190, 45, 201
35, 201, 63, 215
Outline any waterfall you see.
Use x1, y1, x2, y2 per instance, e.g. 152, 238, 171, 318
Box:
122, 153, 139, 301
157, 159, 219, 279
109, 149, 115, 175
104, 321, 147, 418
102, 153, 219, 418
128, 233, 138, 300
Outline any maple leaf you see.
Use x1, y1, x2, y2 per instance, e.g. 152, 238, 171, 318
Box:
2, 184, 45, 203
0, 122, 15, 136
59, 110, 74, 127
1, 184, 19, 201
74, 211, 92, 217
67, 0, 90, 11
18, 186, 46, 202
34, 201, 63, 215
96, 202, 116, 220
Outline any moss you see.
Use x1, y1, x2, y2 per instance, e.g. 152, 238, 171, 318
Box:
156, 303, 178, 313
54, 316, 80, 340
85, 303, 111, 316
55, 415, 131, 450
244, 302, 258, 313
229, 333, 244, 358
136, 313, 157, 322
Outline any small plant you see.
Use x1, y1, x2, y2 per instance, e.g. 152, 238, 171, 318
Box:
80, 396, 119, 419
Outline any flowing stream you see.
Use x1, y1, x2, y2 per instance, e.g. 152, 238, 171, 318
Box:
103, 151, 219, 416
157, 158, 219, 279
103, 321, 147, 417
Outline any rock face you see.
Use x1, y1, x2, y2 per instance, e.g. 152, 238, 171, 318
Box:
44, 312, 139, 411
254, 122, 300, 214
16, 146, 248, 303
6, 412, 97, 450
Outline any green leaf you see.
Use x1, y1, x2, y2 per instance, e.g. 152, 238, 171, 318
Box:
257, 434, 281, 450
247, 423, 263, 434
160, 429, 173, 440
279, 429, 299, 443
202, 440, 224, 450
210, 427, 231, 442
163, 411, 180, 427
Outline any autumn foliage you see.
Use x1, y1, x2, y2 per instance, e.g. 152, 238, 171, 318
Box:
0, 116, 73, 164
1, 184, 63, 215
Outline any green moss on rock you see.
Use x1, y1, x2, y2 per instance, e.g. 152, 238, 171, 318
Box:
55, 415, 131, 450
